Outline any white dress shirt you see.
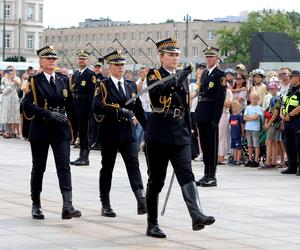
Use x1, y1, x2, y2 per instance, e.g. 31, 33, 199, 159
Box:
110, 75, 126, 94
43, 72, 55, 84
207, 64, 217, 76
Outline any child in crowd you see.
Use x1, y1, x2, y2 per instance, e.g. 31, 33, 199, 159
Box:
244, 92, 263, 167
261, 81, 281, 169
229, 101, 244, 165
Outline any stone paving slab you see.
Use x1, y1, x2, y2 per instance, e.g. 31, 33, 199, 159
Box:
0, 138, 300, 249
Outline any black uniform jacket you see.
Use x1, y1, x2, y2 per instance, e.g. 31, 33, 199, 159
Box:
144, 66, 191, 145
71, 67, 96, 115
92, 77, 145, 143
22, 72, 73, 142
195, 67, 226, 124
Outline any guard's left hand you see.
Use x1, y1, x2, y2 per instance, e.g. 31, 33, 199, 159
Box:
132, 117, 139, 126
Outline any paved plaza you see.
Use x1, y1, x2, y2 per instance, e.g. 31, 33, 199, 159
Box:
0, 138, 300, 249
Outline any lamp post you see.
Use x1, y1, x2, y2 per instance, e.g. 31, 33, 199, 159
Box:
18, 18, 21, 62
2, 0, 7, 61
183, 14, 191, 58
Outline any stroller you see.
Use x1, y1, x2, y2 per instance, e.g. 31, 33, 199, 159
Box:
228, 130, 267, 165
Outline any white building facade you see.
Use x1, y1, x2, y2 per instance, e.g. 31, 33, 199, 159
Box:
0, 0, 43, 63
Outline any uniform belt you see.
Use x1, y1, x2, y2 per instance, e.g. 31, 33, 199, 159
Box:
48, 107, 66, 114
198, 96, 214, 102
153, 108, 185, 118
73, 93, 87, 99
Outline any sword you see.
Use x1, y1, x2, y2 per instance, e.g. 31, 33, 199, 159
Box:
161, 171, 175, 216
125, 73, 178, 105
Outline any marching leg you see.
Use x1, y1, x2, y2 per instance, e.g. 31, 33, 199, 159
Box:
181, 182, 215, 230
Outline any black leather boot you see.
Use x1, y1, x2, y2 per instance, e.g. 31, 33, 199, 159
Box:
134, 189, 146, 215
201, 165, 217, 187
75, 149, 89, 166
181, 182, 215, 230
146, 191, 166, 238
196, 175, 208, 186
31, 193, 44, 219
101, 193, 116, 217
296, 168, 300, 176
61, 191, 81, 220
70, 149, 83, 165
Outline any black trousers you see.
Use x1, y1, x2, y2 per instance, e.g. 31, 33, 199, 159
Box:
99, 141, 144, 196
145, 142, 195, 194
30, 140, 72, 198
197, 122, 219, 177
284, 119, 300, 172
76, 111, 89, 151
90, 116, 101, 146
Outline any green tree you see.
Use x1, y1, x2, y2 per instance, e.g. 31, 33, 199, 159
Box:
217, 11, 300, 64
5, 56, 26, 62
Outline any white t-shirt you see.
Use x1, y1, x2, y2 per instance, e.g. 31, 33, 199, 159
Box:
135, 78, 151, 112
189, 82, 198, 112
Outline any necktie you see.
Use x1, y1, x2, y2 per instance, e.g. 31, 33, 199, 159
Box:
118, 81, 126, 100
78, 71, 81, 77
50, 76, 56, 92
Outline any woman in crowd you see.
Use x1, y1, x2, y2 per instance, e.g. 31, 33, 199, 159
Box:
0, 66, 21, 138
232, 72, 248, 110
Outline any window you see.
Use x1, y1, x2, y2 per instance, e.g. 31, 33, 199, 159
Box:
4, 33, 11, 48
64, 35, 68, 42
92, 34, 96, 41
156, 31, 161, 40
165, 31, 170, 38
85, 34, 89, 42
77, 35, 81, 42
51, 36, 55, 43
207, 30, 214, 40
58, 35, 62, 42
131, 32, 136, 41
4, 4, 11, 19
192, 47, 198, 57
115, 33, 120, 40
39, 35, 43, 48
139, 48, 143, 57
107, 33, 112, 41
123, 33, 126, 41
39, 4, 43, 22
27, 4, 35, 20
139, 32, 144, 41
45, 36, 49, 43
147, 48, 152, 57
174, 31, 179, 40
147, 32, 152, 39
99, 34, 103, 41
131, 48, 135, 57
70, 35, 74, 42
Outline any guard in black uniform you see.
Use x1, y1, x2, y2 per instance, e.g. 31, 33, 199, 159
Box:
144, 38, 215, 239
93, 50, 146, 217
22, 45, 81, 220
280, 70, 300, 176
90, 58, 106, 150
195, 47, 226, 187
70, 51, 96, 166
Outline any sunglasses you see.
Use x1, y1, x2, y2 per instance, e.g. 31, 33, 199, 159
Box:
236, 77, 244, 80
